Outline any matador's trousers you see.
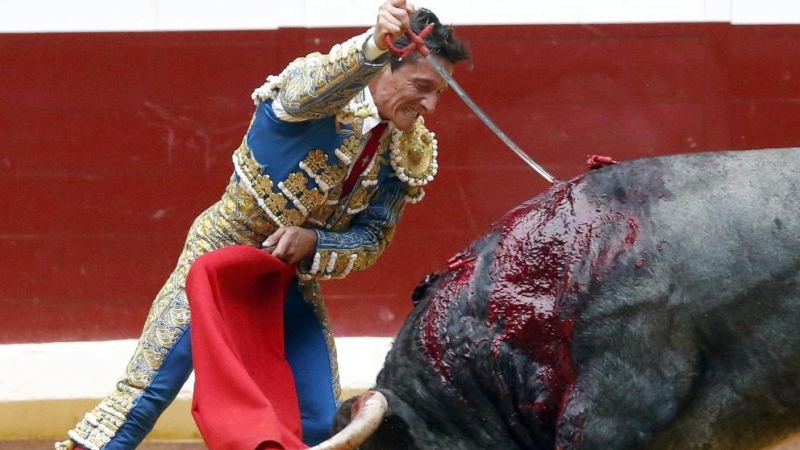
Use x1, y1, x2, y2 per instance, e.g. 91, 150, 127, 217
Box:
57, 180, 340, 450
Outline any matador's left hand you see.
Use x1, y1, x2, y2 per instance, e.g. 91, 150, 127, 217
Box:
262, 226, 317, 264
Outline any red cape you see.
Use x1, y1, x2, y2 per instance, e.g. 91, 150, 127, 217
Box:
187, 245, 309, 450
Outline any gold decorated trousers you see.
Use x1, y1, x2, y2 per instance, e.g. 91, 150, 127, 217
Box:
57, 179, 280, 450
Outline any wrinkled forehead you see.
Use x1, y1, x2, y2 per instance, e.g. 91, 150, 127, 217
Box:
396, 56, 453, 89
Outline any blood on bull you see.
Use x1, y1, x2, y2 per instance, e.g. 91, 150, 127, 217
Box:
314, 147, 800, 450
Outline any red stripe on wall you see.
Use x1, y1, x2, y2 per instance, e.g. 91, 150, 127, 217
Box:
2, 24, 800, 343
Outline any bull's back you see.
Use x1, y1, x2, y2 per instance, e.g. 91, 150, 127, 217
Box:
578, 147, 800, 329
573, 147, 800, 449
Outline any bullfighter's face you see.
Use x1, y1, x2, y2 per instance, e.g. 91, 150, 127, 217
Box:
369, 55, 453, 131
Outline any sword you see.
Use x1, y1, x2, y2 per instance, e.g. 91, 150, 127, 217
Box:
386, 26, 557, 184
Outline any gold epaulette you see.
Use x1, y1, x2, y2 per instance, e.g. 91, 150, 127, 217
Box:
389, 117, 438, 203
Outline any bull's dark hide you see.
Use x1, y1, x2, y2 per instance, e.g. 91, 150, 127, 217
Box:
333, 148, 800, 450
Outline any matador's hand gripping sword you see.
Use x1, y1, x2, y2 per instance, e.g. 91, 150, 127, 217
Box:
385, 26, 557, 184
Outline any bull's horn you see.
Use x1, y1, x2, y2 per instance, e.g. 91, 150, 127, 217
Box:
308, 390, 388, 450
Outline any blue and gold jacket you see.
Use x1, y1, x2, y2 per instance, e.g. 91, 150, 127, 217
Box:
233, 30, 438, 280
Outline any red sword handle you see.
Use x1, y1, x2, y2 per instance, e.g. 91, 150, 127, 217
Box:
383, 23, 435, 58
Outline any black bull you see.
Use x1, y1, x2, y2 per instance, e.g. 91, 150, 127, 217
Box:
333, 148, 800, 450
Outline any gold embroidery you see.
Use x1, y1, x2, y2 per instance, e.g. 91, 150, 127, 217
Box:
310, 203, 338, 225
315, 251, 333, 275
236, 126, 400, 229
333, 254, 352, 274
302, 150, 347, 191
301, 189, 326, 211
323, 169, 347, 193
283, 208, 306, 225
234, 142, 312, 227
336, 133, 364, 165
266, 192, 289, 213
279, 43, 383, 120
354, 252, 372, 273
304, 150, 331, 173
390, 118, 438, 187
255, 176, 274, 195
404, 185, 425, 203
347, 187, 373, 212
283, 172, 309, 193
313, 247, 386, 280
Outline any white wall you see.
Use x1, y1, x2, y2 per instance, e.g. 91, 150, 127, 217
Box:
0, 338, 393, 402
1, 0, 799, 33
